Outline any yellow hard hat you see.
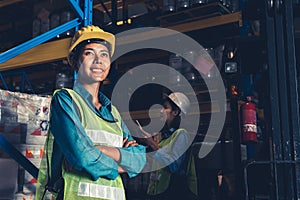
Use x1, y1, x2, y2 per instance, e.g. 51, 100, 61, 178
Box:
167, 92, 190, 115
68, 25, 115, 65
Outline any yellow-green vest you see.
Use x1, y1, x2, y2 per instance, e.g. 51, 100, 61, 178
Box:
36, 89, 125, 200
147, 128, 198, 197
186, 148, 197, 196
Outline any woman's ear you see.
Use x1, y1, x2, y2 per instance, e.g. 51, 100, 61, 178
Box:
172, 109, 180, 117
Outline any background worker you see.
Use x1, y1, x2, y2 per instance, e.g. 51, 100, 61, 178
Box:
36, 25, 146, 200
140, 92, 197, 200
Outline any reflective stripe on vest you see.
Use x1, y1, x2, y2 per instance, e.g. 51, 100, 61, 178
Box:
36, 89, 125, 200
85, 129, 123, 147
78, 182, 125, 199
63, 89, 125, 200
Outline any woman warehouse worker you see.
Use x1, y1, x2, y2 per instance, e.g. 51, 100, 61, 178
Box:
140, 92, 198, 200
36, 25, 146, 200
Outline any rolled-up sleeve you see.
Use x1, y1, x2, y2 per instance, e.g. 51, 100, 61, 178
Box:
50, 91, 119, 181
117, 119, 146, 178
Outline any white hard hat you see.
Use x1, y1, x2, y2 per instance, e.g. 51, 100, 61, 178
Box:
167, 92, 190, 115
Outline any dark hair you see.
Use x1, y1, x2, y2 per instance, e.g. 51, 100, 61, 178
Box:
162, 94, 181, 113
69, 39, 112, 71
162, 97, 182, 129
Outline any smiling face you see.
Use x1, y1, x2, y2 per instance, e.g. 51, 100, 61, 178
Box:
76, 42, 111, 85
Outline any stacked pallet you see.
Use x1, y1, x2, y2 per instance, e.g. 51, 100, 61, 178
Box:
0, 89, 51, 200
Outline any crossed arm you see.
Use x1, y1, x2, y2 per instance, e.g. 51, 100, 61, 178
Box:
51, 91, 146, 180
96, 137, 138, 173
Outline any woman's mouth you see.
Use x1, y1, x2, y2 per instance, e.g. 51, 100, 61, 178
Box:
91, 68, 104, 73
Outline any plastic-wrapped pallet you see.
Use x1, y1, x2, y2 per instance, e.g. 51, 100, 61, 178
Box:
15, 192, 52, 200
14, 192, 35, 200
16, 144, 44, 194
0, 89, 52, 199
0, 89, 51, 145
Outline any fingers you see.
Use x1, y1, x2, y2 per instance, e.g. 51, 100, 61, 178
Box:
122, 137, 128, 145
151, 143, 159, 151
145, 137, 159, 151
129, 140, 138, 146
123, 139, 138, 147
118, 166, 126, 173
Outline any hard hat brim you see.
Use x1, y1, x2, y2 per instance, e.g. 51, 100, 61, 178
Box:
165, 92, 190, 115
68, 31, 115, 64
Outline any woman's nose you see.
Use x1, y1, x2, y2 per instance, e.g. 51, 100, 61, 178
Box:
94, 55, 102, 64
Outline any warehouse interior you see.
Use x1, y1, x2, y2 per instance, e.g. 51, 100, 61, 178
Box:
0, 0, 300, 199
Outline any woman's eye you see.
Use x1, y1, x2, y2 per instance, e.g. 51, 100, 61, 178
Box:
101, 52, 109, 57
83, 51, 94, 56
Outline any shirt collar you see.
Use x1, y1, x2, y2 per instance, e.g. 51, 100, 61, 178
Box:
162, 127, 176, 140
73, 82, 115, 122
98, 92, 112, 112
73, 82, 111, 110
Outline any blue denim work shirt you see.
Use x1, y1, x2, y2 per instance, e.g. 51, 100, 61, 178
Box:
49, 82, 146, 181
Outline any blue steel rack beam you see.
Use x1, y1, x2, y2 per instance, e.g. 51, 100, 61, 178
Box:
69, 0, 84, 19
84, 0, 93, 26
0, 0, 93, 65
0, 38, 72, 70
0, 19, 79, 65
0, 74, 9, 90
0, 0, 93, 184
0, 71, 35, 93
0, 134, 39, 179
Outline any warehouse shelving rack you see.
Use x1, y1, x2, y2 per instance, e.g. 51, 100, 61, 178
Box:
0, 0, 93, 65
0, 0, 299, 199
0, 0, 94, 180
0, 0, 243, 199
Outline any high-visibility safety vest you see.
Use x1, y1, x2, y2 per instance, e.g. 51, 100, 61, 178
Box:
186, 148, 197, 196
147, 128, 198, 197
36, 89, 125, 200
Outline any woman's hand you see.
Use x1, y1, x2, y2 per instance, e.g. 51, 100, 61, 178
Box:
137, 126, 159, 151
123, 137, 138, 147
146, 137, 159, 151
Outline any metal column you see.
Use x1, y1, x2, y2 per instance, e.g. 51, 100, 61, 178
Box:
284, 0, 300, 198
264, 0, 300, 198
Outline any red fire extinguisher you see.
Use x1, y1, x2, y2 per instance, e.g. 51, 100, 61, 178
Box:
241, 96, 258, 143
